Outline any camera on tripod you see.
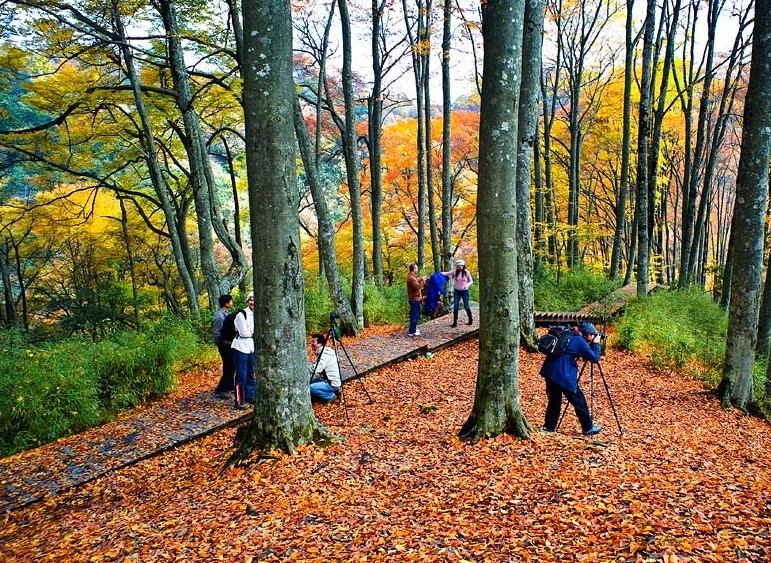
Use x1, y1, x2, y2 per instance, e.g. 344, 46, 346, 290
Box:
329, 311, 342, 339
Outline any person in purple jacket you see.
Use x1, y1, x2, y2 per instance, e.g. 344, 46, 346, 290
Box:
540, 322, 603, 435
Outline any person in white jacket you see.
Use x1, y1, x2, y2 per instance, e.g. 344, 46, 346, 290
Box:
309, 333, 342, 404
231, 292, 255, 409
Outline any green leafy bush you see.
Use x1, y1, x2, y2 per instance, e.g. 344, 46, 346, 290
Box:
363, 282, 407, 327
617, 289, 727, 381
0, 317, 202, 457
533, 267, 620, 311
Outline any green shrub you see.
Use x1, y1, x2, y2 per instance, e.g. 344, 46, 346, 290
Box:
533, 267, 620, 311
617, 289, 727, 381
0, 317, 202, 458
363, 282, 407, 326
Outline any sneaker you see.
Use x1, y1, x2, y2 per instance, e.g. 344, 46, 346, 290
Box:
541, 426, 556, 433
583, 424, 602, 436
408, 332, 417, 337
414, 329, 421, 336
234, 401, 249, 410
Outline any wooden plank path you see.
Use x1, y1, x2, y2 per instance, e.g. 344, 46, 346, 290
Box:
0, 309, 478, 512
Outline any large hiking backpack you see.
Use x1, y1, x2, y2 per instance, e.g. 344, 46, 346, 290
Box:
220, 309, 246, 344
537, 325, 576, 357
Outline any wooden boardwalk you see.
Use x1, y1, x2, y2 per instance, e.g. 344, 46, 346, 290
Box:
0, 309, 478, 512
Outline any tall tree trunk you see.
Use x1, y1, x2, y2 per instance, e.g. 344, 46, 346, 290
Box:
719, 0, 771, 413
610, 0, 636, 281
403, 0, 428, 268
157, 0, 219, 310
516, 0, 543, 347
110, 0, 200, 318
635, 0, 656, 298
440, 0, 454, 272
118, 198, 141, 328
370, 0, 385, 288
232, 0, 328, 461
294, 96, 359, 335
337, 0, 366, 328
459, 0, 529, 443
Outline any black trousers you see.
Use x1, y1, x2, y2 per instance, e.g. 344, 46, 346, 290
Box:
543, 378, 593, 432
214, 342, 236, 393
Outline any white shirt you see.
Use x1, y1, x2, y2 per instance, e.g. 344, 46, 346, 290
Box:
310, 346, 341, 388
230, 307, 255, 354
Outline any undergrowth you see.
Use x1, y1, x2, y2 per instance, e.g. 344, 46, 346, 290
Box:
0, 317, 202, 457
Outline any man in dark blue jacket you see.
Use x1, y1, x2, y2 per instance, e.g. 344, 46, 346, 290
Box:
540, 322, 603, 435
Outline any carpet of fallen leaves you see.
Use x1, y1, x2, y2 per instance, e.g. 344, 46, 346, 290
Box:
2, 326, 770, 562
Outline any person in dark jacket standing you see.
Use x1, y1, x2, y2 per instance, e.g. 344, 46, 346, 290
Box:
212, 294, 235, 398
540, 321, 603, 435
406, 264, 425, 337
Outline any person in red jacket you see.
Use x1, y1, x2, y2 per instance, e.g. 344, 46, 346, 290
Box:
406, 264, 425, 337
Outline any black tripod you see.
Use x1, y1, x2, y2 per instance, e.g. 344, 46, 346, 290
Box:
556, 360, 623, 436
310, 313, 373, 423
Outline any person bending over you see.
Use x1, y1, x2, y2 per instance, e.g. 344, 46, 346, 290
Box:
309, 333, 342, 404
540, 321, 603, 435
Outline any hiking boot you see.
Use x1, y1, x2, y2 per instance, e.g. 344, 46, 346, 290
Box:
583, 424, 602, 436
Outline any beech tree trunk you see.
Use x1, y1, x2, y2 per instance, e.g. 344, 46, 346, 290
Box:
515, 0, 543, 348
635, 0, 655, 298
231, 0, 328, 459
440, 0, 454, 272
294, 96, 358, 334
720, 0, 771, 413
110, 0, 200, 318
459, 0, 529, 443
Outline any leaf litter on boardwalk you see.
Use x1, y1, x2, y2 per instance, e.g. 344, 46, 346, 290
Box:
1, 327, 770, 562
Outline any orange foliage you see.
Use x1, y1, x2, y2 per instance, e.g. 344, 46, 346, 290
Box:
2, 332, 770, 561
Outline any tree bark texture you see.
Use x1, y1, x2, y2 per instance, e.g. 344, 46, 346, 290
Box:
720, 0, 771, 413
515, 0, 543, 348
234, 0, 327, 458
459, 0, 529, 443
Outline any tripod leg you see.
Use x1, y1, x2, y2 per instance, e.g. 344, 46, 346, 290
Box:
596, 362, 623, 435
336, 339, 374, 404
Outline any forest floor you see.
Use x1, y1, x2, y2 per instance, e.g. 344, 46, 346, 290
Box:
1, 326, 769, 562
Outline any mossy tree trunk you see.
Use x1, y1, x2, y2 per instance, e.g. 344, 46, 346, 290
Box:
720, 0, 771, 414
459, 0, 530, 443
231, 0, 329, 461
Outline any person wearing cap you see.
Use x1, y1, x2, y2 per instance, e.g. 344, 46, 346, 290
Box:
539, 321, 603, 436
442, 259, 474, 327
231, 292, 256, 409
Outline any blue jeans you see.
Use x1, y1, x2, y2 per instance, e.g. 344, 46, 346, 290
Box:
543, 379, 593, 432
233, 350, 256, 405
408, 300, 422, 334
310, 381, 339, 403
453, 289, 471, 314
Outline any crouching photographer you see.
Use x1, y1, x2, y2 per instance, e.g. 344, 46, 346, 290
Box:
540, 321, 603, 436
309, 333, 342, 404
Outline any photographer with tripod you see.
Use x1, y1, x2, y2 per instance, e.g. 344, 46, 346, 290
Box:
540, 322, 603, 436
309, 332, 342, 404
